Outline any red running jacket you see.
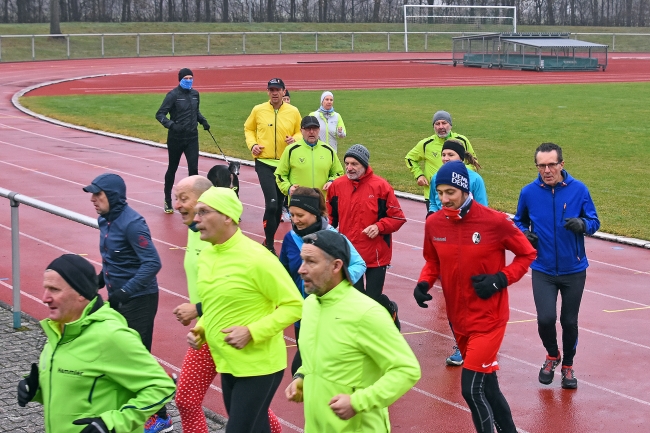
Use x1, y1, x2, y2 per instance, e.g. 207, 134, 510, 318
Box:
327, 167, 406, 268
418, 201, 536, 336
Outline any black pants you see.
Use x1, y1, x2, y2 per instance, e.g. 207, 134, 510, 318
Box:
461, 369, 516, 433
353, 266, 387, 301
165, 135, 199, 203
111, 292, 166, 418
532, 269, 586, 366
255, 160, 284, 246
291, 325, 302, 376
221, 370, 284, 433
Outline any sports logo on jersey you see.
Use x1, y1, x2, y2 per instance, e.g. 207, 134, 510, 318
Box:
472, 232, 481, 244
299, 157, 305, 164
432, 152, 439, 157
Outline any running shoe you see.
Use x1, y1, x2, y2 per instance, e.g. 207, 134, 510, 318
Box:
561, 366, 578, 389
144, 414, 173, 433
538, 354, 562, 385
163, 201, 174, 214
281, 207, 292, 223
446, 346, 464, 366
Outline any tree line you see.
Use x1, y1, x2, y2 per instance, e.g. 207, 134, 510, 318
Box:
2, 0, 649, 28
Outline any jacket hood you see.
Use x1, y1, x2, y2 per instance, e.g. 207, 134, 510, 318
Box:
92, 173, 128, 220
537, 169, 573, 188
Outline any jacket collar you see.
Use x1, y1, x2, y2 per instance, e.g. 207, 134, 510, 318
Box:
536, 169, 573, 189
210, 228, 244, 252
42, 296, 105, 342
314, 279, 354, 306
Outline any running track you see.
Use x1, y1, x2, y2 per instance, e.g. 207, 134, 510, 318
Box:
1, 53, 650, 432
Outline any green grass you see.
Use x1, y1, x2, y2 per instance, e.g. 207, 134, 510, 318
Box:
20, 83, 650, 239
1, 22, 649, 62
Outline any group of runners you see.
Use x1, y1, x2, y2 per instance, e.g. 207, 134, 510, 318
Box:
18, 67, 600, 433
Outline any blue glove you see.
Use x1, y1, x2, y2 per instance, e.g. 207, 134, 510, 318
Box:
17, 363, 39, 407
471, 272, 508, 300
413, 281, 432, 308
73, 417, 112, 433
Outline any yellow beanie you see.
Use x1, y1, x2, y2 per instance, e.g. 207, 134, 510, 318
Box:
198, 187, 243, 222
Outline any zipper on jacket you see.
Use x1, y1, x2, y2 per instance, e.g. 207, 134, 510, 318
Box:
553, 188, 558, 276
88, 374, 105, 403
311, 146, 315, 187
274, 109, 278, 159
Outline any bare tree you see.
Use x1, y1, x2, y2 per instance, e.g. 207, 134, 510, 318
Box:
50, 0, 61, 32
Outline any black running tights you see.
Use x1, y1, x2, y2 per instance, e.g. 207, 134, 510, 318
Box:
353, 265, 387, 301
255, 160, 284, 246
221, 370, 284, 433
532, 270, 586, 366
461, 368, 516, 433
164, 136, 199, 203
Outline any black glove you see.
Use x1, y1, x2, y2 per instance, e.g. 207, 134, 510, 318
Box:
202, 121, 211, 131
17, 363, 39, 407
523, 230, 538, 249
73, 417, 112, 433
471, 272, 508, 300
169, 122, 181, 133
97, 272, 105, 289
108, 289, 130, 305
564, 218, 585, 234
413, 281, 432, 308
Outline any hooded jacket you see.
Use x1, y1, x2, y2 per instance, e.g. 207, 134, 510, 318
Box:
514, 170, 600, 276
155, 85, 207, 139
309, 109, 347, 151
32, 296, 176, 433
327, 167, 407, 268
296, 280, 421, 432
94, 174, 161, 299
244, 101, 302, 166
418, 201, 537, 336
274, 138, 344, 196
404, 132, 477, 197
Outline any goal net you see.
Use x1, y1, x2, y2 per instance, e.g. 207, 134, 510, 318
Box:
403, 5, 516, 51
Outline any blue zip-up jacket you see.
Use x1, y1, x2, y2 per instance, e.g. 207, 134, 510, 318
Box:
514, 170, 600, 276
429, 169, 488, 212
94, 174, 161, 298
280, 218, 366, 300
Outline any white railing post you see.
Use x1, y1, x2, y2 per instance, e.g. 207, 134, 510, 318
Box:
137, 33, 140, 57
66, 35, 70, 59
8, 193, 21, 329
31, 35, 35, 60
101, 34, 104, 58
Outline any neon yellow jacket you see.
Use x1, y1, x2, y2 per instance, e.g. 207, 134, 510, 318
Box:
196, 229, 303, 376
404, 132, 477, 197
184, 227, 210, 304
274, 139, 344, 196
33, 297, 176, 433
297, 280, 421, 432
244, 101, 302, 167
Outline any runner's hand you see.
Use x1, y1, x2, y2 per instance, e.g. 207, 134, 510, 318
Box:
413, 281, 432, 308
417, 175, 429, 187
251, 144, 264, 157
471, 272, 508, 299
523, 230, 538, 249
17, 363, 39, 407
72, 417, 109, 433
187, 326, 205, 350
285, 378, 304, 402
222, 326, 252, 349
202, 121, 211, 131
173, 303, 198, 326
564, 218, 585, 234
329, 394, 356, 420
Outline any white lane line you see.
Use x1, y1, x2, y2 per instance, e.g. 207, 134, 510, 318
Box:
589, 259, 650, 276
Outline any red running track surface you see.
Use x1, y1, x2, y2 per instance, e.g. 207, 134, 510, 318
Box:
2, 54, 650, 432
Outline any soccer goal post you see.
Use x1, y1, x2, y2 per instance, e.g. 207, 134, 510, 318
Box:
403, 4, 517, 52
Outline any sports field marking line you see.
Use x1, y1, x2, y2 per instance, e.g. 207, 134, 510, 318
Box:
589, 259, 650, 275
584, 289, 650, 307
604, 306, 650, 313
507, 319, 537, 324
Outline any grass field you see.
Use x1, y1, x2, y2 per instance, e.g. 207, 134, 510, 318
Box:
1, 23, 649, 62
20, 82, 650, 239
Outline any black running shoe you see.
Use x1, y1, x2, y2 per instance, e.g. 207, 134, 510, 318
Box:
561, 366, 578, 389
163, 201, 174, 214
539, 354, 562, 385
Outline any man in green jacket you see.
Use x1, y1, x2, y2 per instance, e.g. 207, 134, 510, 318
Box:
187, 187, 303, 433
404, 110, 478, 211
285, 230, 420, 432
17, 254, 176, 433
275, 115, 344, 197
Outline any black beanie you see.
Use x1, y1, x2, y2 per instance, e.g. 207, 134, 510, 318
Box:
178, 68, 193, 81
46, 254, 98, 300
442, 140, 466, 161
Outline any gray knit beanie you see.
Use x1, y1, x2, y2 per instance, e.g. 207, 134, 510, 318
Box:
344, 144, 370, 169
433, 110, 452, 126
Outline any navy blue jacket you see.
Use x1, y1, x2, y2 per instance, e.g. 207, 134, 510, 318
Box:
514, 170, 600, 276
94, 174, 161, 298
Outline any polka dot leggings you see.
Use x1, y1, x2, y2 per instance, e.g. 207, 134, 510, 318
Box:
176, 343, 282, 433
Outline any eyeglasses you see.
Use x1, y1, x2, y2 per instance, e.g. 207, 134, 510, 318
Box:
535, 162, 561, 170
195, 208, 218, 217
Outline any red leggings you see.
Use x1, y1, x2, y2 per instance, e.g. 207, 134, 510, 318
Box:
176, 343, 282, 433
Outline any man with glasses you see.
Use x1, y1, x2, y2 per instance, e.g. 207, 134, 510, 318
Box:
285, 229, 420, 432
514, 142, 600, 390
275, 115, 343, 198
245, 78, 302, 254
187, 187, 303, 433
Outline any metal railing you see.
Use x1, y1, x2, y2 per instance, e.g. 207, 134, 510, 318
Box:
0, 187, 98, 328
1, 30, 647, 62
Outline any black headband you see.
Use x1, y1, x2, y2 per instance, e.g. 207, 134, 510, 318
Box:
289, 194, 321, 217
442, 140, 466, 161
46, 254, 98, 300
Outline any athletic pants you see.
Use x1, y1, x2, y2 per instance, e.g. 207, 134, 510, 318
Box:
176, 344, 282, 433
353, 265, 387, 301
111, 292, 167, 419
255, 160, 284, 246
221, 370, 284, 433
164, 135, 199, 203
532, 269, 586, 366
461, 369, 516, 433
